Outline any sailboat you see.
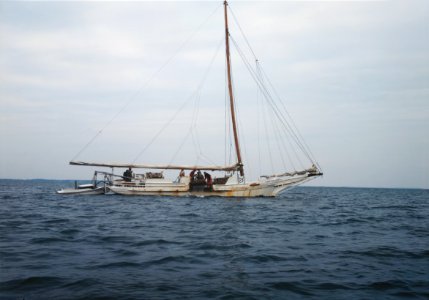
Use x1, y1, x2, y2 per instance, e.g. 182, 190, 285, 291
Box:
67, 1, 323, 197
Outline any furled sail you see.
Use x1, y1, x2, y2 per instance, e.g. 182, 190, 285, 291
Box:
70, 161, 239, 171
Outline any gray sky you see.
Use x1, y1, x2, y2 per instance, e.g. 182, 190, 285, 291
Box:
1, 1, 428, 189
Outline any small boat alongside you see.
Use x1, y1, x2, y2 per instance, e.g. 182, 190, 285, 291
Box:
56, 185, 106, 195
56, 171, 112, 195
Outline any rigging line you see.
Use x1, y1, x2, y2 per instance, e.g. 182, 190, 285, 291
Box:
257, 64, 288, 172
192, 38, 225, 161
224, 56, 233, 168
270, 113, 288, 171
132, 36, 224, 164
190, 86, 202, 161
253, 61, 316, 167
190, 93, 201, 166
261, 88, 275, 173
269, 100, 299, 171
199, 153, 219, 167
170, 90, 200, 167
167, 128, 193, 167
257, 73, 320, 171
227, 88, 233, 166
237, 113, 252, 180
230, 62, 252, 179
272, 112, 303, 170
191, 94, 201, 163
256, 61, 291, 172
256, 62, 276, 173
228, 34, 313, 163
181, 90, 200, 165
190, 90, 201, 155
132, 95, 192, 164
228, 55, 243, 165
190, 96, 200, 161
264, 91, 288, 172
273, 116, 297, 171
192, 104, 205, 164
191, 92, 204, 166
249, 63, 312, 164
224, 54, 233, 167
259, 65, 322, 171
266, 93, 314, 167
230, 70, 252, 180
256, 66, 262, 176
255, 60, 274, 174
70, 3, 222, 162
228, 5, 258, 61
224, 58, 228, 166
230, 35, 315, 165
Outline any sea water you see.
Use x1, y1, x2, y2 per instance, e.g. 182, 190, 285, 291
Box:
0, 180, 428, 299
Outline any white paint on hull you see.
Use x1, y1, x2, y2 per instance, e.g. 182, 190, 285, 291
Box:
109, 174, 313, 197
56, 187, 106, 195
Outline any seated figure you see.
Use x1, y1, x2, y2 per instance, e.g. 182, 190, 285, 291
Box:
123, 167, 133, 182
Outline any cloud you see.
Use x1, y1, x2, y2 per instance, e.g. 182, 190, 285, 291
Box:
0, 1, 428, 188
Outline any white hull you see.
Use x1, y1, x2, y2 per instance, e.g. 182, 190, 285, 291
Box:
109, 174, 313, 197
56, 187, 107, 195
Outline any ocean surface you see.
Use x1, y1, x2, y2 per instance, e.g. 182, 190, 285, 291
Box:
0, 180, 428, 300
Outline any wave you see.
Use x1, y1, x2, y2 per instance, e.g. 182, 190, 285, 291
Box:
341, 246, 429, 259
1, 185, 428, 299
196, 242, 251, 251
246, 254, 286, 263
0, 276, 65, 291
132, 239, 182, 247
268, 281, 313, 295
368, 280, 409, 290
30, 237, 69, 244
89, 261, 142, 269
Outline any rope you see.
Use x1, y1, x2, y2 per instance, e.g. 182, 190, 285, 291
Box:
230, 35, 316, 167
133, 37, 224, 164
167, 129, 193, 167
70, 3, 222, 162
256, 61, 298, 171
256, 62, 275, 174
228, 5, 258, 61
256, 67, 262, 175
227, 4, 322, 172
259, 66, 323, 172
224, 57, 233, 167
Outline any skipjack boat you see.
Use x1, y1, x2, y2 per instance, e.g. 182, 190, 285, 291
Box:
67, 1, 323, 197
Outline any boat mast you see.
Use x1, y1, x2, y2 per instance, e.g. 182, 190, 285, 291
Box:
224, 1, 244, 177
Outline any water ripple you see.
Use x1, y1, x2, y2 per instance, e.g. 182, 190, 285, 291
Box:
1, 181, 428, 299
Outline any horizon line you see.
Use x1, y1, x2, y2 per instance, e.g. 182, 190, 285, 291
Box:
0, 178, 427, 191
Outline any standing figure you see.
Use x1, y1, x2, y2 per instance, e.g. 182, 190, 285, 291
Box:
204, 172, 213, 188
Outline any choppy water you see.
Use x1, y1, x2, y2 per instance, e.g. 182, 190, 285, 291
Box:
0, 180, 428, 299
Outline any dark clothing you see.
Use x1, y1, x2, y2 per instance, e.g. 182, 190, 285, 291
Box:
204, 172, 213, 187
196, 171, 204, 181
123, 169, 133, 182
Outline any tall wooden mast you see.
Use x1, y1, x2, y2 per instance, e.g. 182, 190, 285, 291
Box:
224, 1, 244, 177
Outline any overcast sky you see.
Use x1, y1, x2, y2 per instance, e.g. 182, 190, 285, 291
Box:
1, 1, 428, 189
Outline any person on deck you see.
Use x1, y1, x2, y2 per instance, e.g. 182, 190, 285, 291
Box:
204, 172, 213, 188
190, 169, 196, 183
123, 167, 133, 182
196, 170, 204, 181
